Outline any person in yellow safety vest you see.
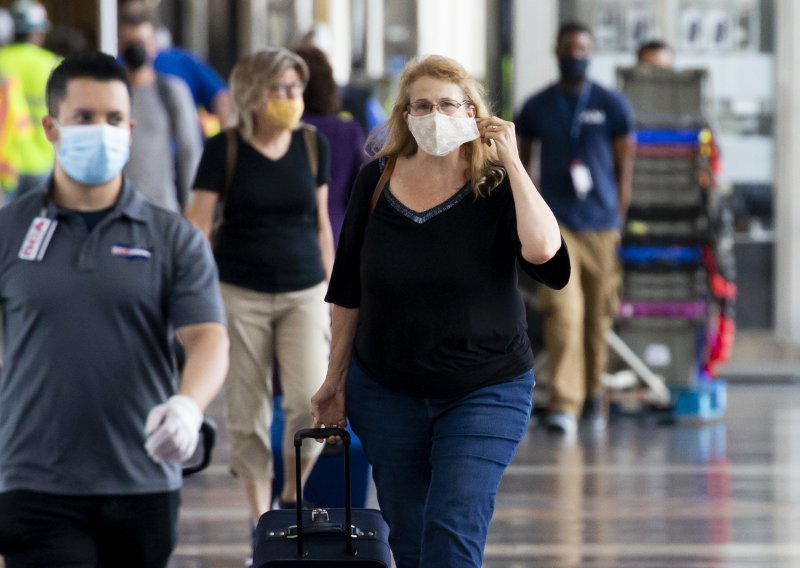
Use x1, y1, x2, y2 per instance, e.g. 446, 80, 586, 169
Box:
0, 73, 34, 202
0, 0, 61, 198
0, 7, 28, 203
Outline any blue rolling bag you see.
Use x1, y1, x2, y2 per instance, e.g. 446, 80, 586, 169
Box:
271, 397, 371, 508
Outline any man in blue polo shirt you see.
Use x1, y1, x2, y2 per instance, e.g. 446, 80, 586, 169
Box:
0, 51, 229, 566
516, 22, 635, 436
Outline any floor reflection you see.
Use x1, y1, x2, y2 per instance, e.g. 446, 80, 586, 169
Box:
483, 384, 800, 568
159, 384, 800, 567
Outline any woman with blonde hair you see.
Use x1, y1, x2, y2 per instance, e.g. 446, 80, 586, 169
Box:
311, 54, 570, 567
186, 47, 334, 549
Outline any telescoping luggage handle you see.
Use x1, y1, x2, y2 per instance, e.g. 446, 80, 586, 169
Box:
293, 428, 353, 557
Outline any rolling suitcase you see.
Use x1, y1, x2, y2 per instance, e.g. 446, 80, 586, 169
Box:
253, 427, 392, 567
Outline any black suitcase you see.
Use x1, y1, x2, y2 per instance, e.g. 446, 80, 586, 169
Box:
253, 427, 392, 567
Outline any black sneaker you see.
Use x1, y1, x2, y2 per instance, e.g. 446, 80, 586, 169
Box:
581, 396, 607, 432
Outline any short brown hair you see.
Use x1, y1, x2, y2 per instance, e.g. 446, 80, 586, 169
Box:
118, 0, 158, 28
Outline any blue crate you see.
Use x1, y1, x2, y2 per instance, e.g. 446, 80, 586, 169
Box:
637, 129, 703, 145
671, 380, 727, 422
620, 245, 704, 266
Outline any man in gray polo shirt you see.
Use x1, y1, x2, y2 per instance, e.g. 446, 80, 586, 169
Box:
0, 51, 229, 567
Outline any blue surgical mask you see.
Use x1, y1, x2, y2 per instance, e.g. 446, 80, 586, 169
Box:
57, 123, 131, 185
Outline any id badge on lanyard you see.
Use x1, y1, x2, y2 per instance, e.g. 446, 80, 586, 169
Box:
18, 208, 57, 261
570, 161, 593, 200
560, 84, 594, 200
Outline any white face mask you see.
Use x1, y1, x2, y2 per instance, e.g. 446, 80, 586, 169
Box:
407, 112, 480, 157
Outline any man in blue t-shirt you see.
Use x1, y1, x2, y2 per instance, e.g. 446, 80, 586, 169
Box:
515, 21, 636, 436
155, 45, 235, 130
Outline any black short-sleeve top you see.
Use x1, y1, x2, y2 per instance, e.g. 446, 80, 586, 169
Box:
326, 159, 570, 397
193, 128, 331, 293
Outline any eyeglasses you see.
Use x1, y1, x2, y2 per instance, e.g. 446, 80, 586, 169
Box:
407, 99, 471, 116
269, 81, 305, 97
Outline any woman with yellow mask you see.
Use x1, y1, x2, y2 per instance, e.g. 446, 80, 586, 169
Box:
186, 47, 334, 556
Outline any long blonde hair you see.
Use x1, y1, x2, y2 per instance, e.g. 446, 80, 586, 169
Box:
368, 55, 505, 197
229, 48, 309, 140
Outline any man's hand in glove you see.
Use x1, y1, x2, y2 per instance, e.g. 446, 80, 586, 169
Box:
145, 395, 203, 463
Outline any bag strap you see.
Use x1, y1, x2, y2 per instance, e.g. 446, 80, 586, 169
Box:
154, 75, 180, 144
370, 156, 396, 214
223, 127, 238, 198
154, 74, 185, 207
211, 128, 238, 244
300, 122, 319, 180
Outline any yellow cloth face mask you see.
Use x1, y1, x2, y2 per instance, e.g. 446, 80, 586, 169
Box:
265, 98, 304, 130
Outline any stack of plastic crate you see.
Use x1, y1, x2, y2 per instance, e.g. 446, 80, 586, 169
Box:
616, 68, 735, 421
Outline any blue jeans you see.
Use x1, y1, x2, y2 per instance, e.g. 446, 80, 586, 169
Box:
346, 360, 534, 568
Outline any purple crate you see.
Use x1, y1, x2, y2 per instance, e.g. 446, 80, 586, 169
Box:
618, 299, 707, 319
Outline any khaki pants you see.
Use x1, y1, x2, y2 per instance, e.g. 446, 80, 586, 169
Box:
221, 281, 330, 480
538, 228, 620, 417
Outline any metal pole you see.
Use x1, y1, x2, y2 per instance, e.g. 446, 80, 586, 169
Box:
97, 0, 117, 55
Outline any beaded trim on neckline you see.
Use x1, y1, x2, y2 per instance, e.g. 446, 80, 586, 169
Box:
384, 184, 472, 224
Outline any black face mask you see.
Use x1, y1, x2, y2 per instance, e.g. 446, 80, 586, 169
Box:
122, 43, 148, 70
558, 55, 589, 82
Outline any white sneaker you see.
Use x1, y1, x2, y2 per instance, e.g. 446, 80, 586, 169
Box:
546, 412, 578, 436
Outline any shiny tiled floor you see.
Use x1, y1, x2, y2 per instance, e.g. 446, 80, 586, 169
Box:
167, 382, 800, 567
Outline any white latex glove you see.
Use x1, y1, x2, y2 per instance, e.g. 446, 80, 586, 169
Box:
145, 395, 203, 463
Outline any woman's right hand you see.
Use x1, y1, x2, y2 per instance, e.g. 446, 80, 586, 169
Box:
311, 377, 346, 431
